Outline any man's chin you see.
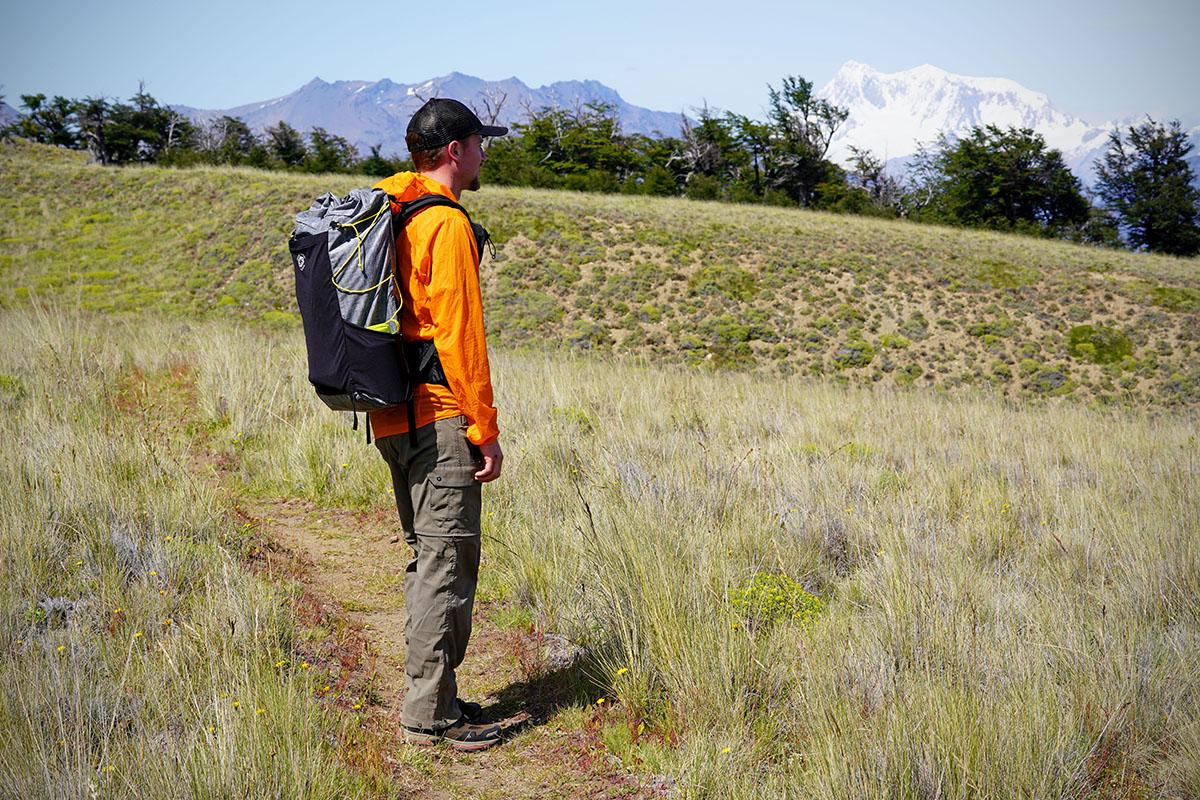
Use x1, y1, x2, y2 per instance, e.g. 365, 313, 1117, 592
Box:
467, 175, 482, 192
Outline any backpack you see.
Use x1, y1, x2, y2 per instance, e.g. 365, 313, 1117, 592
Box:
287, 187, 488, 438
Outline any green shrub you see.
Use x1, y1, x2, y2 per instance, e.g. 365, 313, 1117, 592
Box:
966, 318, 1018, 337
687, 264, 758, 303
898, 315, 929, 340
832, 340, 875, 369
1066, 325, 1133, 364
833, 303, 866, 324
976, 259, 1040, 288
567, 320, 612, 350
812, 316, 836, 335
1025, 365, 1075, 396
731, 571, 822, 629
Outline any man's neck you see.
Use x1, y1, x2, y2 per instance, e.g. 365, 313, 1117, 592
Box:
420, 166, 461, 200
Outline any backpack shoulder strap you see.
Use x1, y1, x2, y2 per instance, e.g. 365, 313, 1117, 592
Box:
393, 193, 471, 227
392, 193, 490, 262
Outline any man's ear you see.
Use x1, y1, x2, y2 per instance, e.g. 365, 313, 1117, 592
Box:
447, 140, 461, 164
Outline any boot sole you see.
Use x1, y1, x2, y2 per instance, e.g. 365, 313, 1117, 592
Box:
402, 727, 502, 751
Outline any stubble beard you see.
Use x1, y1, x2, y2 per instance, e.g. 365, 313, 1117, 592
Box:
468, 174, 482, 192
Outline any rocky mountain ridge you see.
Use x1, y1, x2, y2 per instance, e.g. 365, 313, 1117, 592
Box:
175, 72, 687, 158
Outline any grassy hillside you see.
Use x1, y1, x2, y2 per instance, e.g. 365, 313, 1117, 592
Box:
2, 139, 1198, 407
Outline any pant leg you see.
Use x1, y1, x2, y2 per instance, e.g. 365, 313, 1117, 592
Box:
376, 416, 483, 731
401, 532, 480, 729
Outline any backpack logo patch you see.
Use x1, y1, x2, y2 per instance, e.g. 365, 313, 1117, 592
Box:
296, 254, 307, 272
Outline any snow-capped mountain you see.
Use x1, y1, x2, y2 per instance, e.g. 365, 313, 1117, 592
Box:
177, 73, 687, 158
817, 61, 1195, 184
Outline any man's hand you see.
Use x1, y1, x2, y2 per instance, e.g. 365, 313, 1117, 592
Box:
474, 440, 504, 482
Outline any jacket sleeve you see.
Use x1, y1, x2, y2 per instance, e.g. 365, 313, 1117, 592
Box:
426, 213, 499, 445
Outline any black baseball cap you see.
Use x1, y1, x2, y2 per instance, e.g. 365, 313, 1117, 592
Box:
406, 98, 508, 151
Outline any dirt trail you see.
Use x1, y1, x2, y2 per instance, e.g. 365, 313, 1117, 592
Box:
124, 364, 659, 799
239, 495, 658, 800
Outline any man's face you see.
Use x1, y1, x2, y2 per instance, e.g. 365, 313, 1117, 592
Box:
455, 134, 486, 192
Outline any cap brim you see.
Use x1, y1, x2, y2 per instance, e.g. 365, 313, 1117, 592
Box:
478, 124, 508, 137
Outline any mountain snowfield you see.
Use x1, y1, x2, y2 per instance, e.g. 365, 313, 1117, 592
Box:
816, 60, 1199, 183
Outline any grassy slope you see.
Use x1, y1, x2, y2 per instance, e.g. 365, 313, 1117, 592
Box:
2, 139, 1198, 407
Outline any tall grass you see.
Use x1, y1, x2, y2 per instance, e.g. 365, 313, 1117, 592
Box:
480, 355, 1199, 797
0, 307, 388, 798
2, 305, 1196, 797
185, 316, 1200, 796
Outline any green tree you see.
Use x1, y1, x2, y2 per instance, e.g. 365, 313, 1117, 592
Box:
5, 94, 79, 147
266, 121, 307, 168
75, 96, 117, 165
305, 126, 357, 173
203, 115, 261, 165
74, 86, 195, 165
127, 84, 196, 161
1095, 118, 1200, 257
676, 107, 746, 185
923, 126, 1089, 234
764, 76, 848, 206
845, 146, 900, 214
359, 144, 409, 177
518, 101, 633, 183
728, 114, 773, 199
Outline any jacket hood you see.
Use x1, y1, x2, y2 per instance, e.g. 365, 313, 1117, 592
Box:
373, 171, 456, 203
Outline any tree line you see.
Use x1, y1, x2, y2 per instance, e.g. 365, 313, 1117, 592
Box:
4, 79, 1198, 257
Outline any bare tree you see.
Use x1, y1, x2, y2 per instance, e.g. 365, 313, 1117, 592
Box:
472, 84, 508, 127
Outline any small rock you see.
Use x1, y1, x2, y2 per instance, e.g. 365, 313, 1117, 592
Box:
389, 535, 400, 544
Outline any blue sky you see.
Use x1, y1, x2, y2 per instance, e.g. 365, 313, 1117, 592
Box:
2, 0, 1196, 125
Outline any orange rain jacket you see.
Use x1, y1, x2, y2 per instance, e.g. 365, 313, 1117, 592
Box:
368, 172, 499, 446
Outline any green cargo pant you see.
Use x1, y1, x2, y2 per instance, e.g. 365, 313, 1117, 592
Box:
375, 415, 483, 731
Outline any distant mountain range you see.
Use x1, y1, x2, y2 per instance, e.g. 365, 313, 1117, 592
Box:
816, 61, 1200, 183
174, 73, 687, 158
0, 100, 19, 127
9, 66, 1197, 188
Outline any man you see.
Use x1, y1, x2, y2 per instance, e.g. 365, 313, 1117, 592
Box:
371, 98, 507, 751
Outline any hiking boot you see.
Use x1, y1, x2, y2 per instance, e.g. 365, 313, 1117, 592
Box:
403, 718, 503, 752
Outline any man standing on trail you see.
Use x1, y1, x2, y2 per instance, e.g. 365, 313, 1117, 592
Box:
370, 98, 507, 751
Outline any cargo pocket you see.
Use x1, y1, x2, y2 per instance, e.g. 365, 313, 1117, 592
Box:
426, 464, 482, 536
